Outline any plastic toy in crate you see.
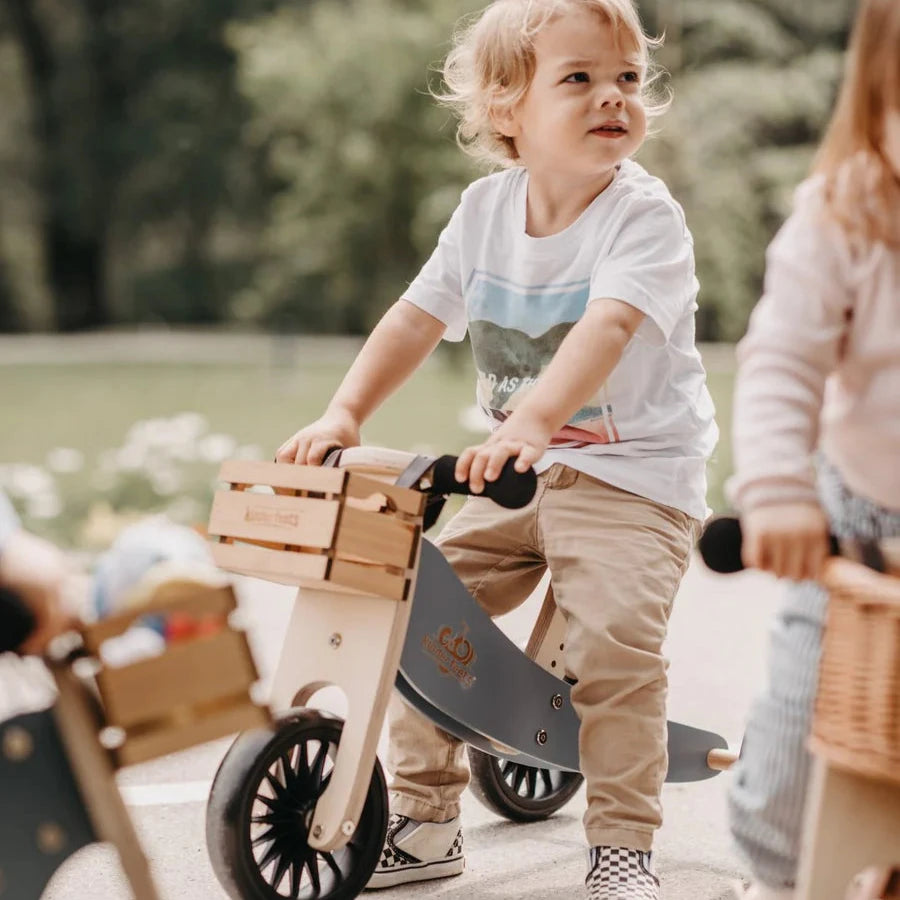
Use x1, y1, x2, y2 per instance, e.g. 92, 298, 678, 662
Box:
0, 519, 272, 900
81, 572, 269, 766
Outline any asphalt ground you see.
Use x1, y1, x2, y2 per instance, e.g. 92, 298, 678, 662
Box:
4, 557, 781, 900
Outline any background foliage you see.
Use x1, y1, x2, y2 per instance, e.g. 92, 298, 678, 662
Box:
0, 0, 855, 339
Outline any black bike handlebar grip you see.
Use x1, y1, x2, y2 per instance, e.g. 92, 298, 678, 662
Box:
0, 586, 37, 654
321, 446, 344, 467
430, 455, 537, 509
698, 515, 840, 574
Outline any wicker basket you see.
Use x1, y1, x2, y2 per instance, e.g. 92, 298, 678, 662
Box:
809, 559, 900, 785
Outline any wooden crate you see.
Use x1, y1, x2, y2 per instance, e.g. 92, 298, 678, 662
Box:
80, 581, 269, 767
207, 460, 425, 601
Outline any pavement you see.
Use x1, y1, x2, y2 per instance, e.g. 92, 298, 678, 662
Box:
9, 555, 783, 900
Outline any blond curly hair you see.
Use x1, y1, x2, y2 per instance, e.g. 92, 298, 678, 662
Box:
436, 0, 666, 168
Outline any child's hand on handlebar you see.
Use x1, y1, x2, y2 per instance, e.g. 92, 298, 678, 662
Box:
741, 502, 830, 582
455, 414, 552, 495
275, 408, 361, 465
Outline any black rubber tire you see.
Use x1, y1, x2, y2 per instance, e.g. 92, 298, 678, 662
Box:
467, 746, 583, 822
206, 708, 388, 900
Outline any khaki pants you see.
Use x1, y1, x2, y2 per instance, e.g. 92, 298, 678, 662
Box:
387, 464, 699, 851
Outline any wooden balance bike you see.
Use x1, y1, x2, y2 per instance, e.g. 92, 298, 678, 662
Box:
0, 574, 269, 900
700, 517, 900, 900
204, 446, 736, 900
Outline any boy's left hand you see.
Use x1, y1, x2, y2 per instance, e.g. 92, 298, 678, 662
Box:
455, 414, 552, 494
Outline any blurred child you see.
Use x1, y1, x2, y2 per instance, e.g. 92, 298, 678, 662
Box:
726, 1, 900, 897
0, 491, 72, 655
277, 1, 717, 896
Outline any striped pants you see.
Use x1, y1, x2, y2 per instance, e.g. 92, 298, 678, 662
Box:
728, 459, 900, 887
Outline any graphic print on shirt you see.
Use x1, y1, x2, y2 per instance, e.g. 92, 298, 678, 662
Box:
466, 271, 620, 446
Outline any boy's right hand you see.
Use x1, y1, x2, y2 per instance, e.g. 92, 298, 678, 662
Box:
275, 408, 361, 465
741, 502, 830, 582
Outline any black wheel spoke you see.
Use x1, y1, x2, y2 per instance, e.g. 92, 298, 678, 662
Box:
271, 852, 292, 892
310, 742, 328, 787
255, 791, 281, 812
307, 854, 322, 894
252, 811, 280, 826
322, 851, 342, 879
280, 751, 299, 791
264, 770, 288, 801
257, 837, 282, 875
289, 858, 304, 899
252, 826, 277, 848
512, 764, 528, 794
296, 740, 309, 778
540, 768, 554, 795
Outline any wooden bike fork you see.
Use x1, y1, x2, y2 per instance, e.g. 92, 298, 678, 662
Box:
268, 572, 417, 853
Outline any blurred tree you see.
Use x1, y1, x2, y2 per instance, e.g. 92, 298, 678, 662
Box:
0, 0, 860, 338
228, 0, 480, 333
640, 0, 854, 338
2, 0, 274, 330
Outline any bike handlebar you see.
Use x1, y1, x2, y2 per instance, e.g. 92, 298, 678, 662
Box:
321, 446, 538, 511
0, 586, 37, 654
429, 455, 537, 510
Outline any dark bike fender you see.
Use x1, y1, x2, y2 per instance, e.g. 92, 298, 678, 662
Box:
398, 539, 728, 782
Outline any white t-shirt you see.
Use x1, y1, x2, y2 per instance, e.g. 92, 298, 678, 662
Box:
402, 159, 718, 520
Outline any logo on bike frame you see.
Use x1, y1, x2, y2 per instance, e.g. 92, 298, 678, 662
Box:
422, 622, 477, 689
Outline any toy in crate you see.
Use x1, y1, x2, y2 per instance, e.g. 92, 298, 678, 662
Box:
0, 519, 271, 900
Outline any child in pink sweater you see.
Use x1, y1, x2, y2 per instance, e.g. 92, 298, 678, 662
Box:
726, 1, 900, 897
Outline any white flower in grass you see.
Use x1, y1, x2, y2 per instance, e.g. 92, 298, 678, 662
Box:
234, 444, 263, 460
124, 419, 162, 448
27, 491, 62, 520
115, 445, 147, 472
458, 404, 491, 434
46, 448, 84, 474
197, 433, 237, 464
165, 496, 202, 523
149, 468, 183, 496
91, 469, 117, 491
8, 465, 55, 498
171, 412, 209, 441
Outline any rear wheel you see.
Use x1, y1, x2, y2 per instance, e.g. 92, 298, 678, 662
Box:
467, 746, 583, 822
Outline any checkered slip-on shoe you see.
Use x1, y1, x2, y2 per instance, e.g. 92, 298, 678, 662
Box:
365, 814, 464, 890
586, 846, 659, 900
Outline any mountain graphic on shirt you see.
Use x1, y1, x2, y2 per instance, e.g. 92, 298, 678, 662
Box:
465, 272, 620, 445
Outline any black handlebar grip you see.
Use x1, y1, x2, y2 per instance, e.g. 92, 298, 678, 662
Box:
0, 586, 37, 654
430, 455, 537, 509
698, 516, 746, 573
698, 515, 841, 574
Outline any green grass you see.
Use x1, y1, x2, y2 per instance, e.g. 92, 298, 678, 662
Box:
0, 347, 734, 545
0, 359, 476, 465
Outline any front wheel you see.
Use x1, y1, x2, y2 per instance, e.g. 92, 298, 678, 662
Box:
467, 746, 583, 822
206, 708, 388, 900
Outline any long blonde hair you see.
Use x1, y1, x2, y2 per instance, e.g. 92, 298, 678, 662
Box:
814, 0, 900, 246
437, 0, 665, 169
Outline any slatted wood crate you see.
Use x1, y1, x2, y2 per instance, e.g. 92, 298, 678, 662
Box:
80, 579, 269, 766
207, 460, 425, 602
